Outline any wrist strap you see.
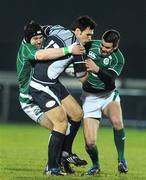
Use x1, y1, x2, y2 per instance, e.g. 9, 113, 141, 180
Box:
63, 47, 69, 55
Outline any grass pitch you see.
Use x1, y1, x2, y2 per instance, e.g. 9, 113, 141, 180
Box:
0, 123, 146, 180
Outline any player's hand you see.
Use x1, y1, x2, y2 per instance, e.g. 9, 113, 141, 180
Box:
69, 43, 85, 55
85, 59, 100, 73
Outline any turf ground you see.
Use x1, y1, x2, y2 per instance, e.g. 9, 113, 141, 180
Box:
0, 123, 146, 180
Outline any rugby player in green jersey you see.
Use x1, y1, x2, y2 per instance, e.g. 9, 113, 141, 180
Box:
16, 20, 84, 121
81, 29, 128, 175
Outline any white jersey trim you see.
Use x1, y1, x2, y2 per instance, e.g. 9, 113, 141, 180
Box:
20, 93, 32, 100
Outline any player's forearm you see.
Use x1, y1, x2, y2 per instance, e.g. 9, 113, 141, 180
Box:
97, 69, 117, 89
35, 48, 67, 60
35, 43, 84, 60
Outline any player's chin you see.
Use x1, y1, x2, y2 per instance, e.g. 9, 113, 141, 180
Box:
36, 44, 41, 48
101, 52, 107, 57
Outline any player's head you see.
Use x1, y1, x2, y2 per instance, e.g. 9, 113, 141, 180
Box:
71, 15, 97, 46
100, 29, 120, 57
24, 20, 44, 48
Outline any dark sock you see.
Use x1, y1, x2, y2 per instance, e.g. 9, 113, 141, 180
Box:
86, 145, 99, 167
113, 128, 125, 161
48, 130, 65, 169
62, 119, 81, 154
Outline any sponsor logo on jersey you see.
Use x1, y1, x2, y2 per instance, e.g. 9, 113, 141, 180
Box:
103, 58, 110, 65
88, 51, 96, 59
45, 100, 56, 108
34, 107, 41, 115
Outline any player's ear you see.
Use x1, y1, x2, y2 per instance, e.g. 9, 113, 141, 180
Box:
74, 28, 81, 35
113, 46, 118, 51
113, 40, 120, 50
113, 43, 119, 51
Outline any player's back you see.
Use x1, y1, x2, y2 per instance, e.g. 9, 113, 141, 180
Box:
32, 25, 77, 84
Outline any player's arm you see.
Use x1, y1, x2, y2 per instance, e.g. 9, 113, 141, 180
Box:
85, 59, 117, 87
35, 43, 85, 60
95, 54, 124, 86
72, 55, 87, 78
97, 69, 117, 84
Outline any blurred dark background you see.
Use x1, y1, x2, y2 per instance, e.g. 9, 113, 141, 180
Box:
0, 0, 145, 78
0, 0, 146, 124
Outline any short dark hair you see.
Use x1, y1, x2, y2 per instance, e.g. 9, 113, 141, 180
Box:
71, 15, 97, 32
24, 20, 43, 43
102, 29, 120, 47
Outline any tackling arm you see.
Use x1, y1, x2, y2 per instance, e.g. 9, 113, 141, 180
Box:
35, 43, 85, 60
85, 59, 117, 90
97, 69, 117, 89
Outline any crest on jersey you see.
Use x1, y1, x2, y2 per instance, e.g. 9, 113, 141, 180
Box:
103, 58, 110, 65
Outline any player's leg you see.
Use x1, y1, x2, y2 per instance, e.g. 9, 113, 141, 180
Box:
83, 117, 100, 175
61, 94, 87, 168
20, 97, 66, 175
29, 84, 68, 176
82, 91, 101, 175
103, 92, 128, 173
44, 105, 67, 174
61, 95, 82, 154
37, 113, 53, 129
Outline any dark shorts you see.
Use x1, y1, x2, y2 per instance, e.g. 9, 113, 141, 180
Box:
29, 80, 69, 112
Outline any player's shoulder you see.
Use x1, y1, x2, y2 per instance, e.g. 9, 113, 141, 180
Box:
49, 25, 74, 43
49, 25, 70, 34
20, 40, 38, 57
85, 40, 100, 51
51, 25, 65, 30
22, 39, 36, 49
114, 49, 124, 58
112, 49, 125, 63
90, 40, 101, 47
86, 40, 100, 60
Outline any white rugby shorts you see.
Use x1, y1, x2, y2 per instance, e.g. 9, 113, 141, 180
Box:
81, 90, 120, 119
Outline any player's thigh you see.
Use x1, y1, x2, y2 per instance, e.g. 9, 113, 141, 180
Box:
83, 117, 100, 145
61, 94, 83, 121
45, 105, 68, 133
30, 87, 68, 133
39, 113, 53, 130
103, 101, 123, 128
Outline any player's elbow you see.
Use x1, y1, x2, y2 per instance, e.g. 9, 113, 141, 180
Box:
35, 50, 47, 60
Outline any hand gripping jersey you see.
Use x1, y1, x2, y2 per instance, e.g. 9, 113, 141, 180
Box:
83, 40, 125, 93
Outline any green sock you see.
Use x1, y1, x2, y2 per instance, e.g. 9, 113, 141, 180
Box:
86, 145, 100, 168
113, 128, 126, 161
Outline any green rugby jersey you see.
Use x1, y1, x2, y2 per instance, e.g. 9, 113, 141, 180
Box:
16, 40, 41, 96
83, 40, 125, 92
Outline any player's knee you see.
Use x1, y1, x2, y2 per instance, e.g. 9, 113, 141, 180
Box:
72, 108, 83, 121
54, 120, 68, 134
40, 118, 53, 130
55, 120, 68, 131
86, 143, 96, 151
111, 115, 123, 129
54, 106, 68, 123
54, 114, 68, 133
86, 138, 96, 147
